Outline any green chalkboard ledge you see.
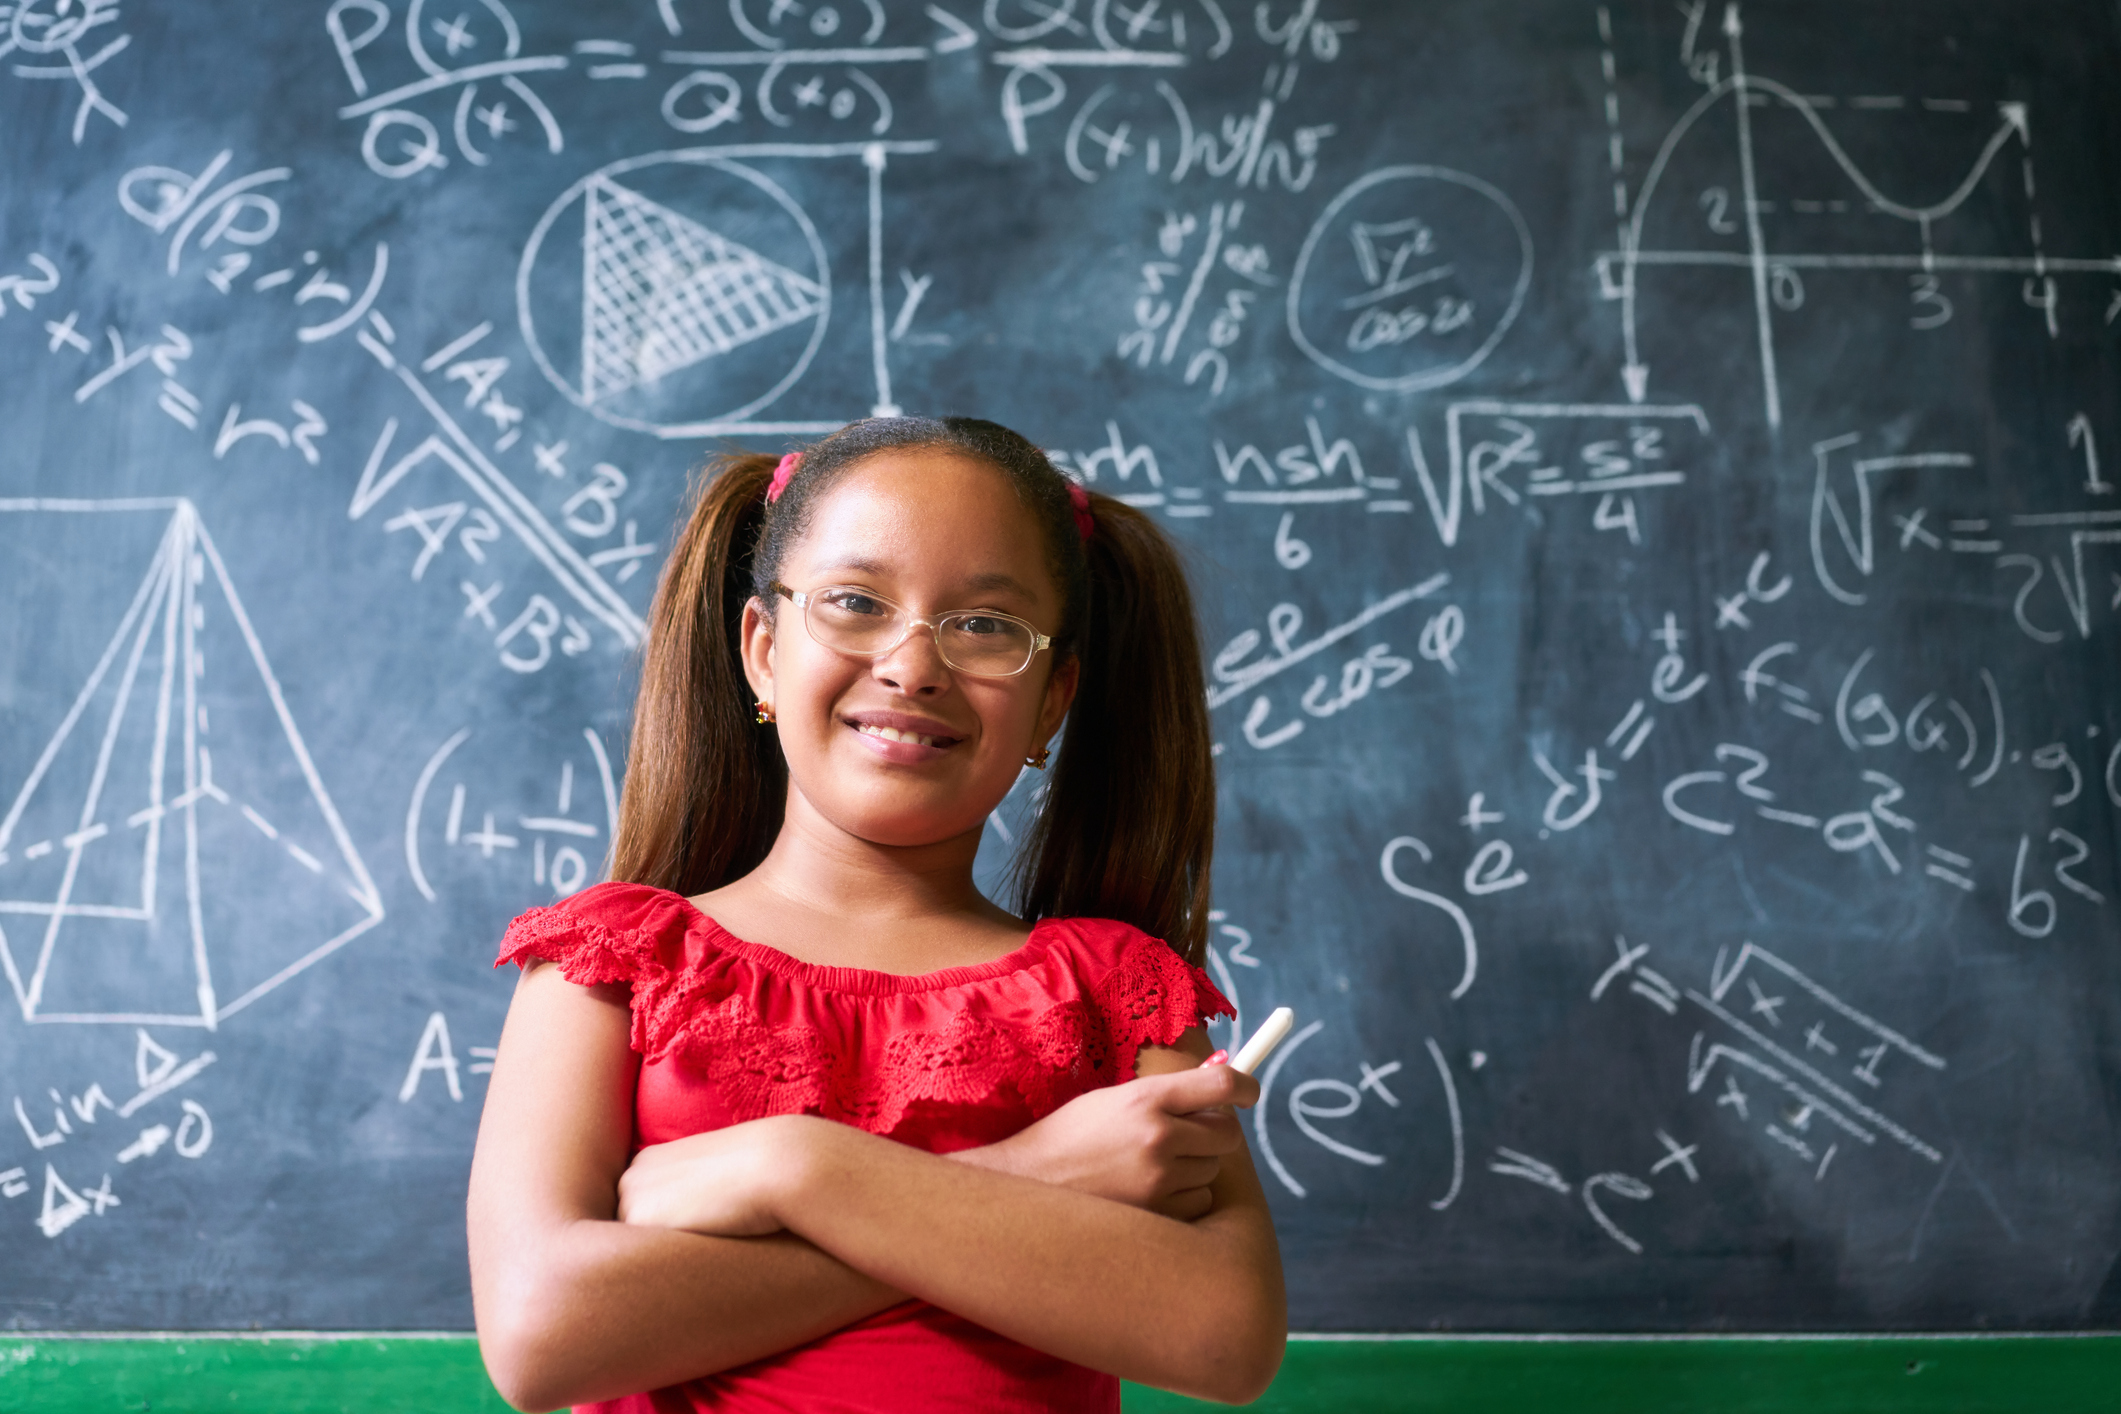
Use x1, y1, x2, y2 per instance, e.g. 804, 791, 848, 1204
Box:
0, 1332, 2114, 1413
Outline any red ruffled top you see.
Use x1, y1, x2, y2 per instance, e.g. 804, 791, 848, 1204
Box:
497, 881, 1233, 1413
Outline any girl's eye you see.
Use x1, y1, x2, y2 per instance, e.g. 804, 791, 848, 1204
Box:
824, 591, 888, 618
953, 615, 1010, 637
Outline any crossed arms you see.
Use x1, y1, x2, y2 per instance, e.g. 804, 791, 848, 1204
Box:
467, 962, 1287, 1411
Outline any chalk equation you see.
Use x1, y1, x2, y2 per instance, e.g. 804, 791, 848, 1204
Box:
5, 1029, 217, 1239
404, 726, 620, 904
1206, 908, 1466, 1211
1809, 429, 2121, 643
1597, 936, 1947, 1170
327, 0, 569, 179
398, 1009, 497, 1104
97, 144, 658, 664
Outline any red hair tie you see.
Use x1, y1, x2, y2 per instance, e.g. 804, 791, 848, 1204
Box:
765, 452, 803, 504
1066, 480, 1095, 543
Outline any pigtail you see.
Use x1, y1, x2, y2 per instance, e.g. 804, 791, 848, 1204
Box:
609, 452, 787, 894
1012, 493, 1216, 966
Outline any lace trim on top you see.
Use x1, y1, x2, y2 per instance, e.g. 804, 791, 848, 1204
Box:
496, 895, 1232, 1138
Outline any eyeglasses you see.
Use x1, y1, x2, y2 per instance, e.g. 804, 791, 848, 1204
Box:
771, 582, 1054, 678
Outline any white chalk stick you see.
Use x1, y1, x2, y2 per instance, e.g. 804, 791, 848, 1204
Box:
1229, 1007, 1295, 1076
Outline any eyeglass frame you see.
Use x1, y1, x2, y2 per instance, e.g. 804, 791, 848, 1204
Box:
768, 581, 1056, 678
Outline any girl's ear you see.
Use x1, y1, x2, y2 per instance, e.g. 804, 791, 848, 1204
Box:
1034, 652, 1079, 750
739, 596, 776, 705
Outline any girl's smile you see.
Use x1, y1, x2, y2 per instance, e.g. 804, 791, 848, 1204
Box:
845, 709, 966, 758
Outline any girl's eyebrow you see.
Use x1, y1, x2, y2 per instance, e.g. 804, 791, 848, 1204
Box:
810, 557, 892, 580
960, 571, 1037, 599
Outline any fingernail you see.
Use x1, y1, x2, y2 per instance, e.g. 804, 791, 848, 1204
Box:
1201, 1049, 1229, 1067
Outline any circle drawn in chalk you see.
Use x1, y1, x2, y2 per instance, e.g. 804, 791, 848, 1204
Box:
1287, 166, 1532, 393
518, 152, 831, 435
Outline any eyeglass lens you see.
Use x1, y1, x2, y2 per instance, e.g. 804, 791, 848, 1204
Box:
806, 587, 1037, 675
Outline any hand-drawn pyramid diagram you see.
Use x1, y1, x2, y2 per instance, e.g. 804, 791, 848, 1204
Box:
520, 152, 833, 436
0, 500, 383, 1028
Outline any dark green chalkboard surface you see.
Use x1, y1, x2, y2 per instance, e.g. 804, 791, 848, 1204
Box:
1, 0, 2116, 1356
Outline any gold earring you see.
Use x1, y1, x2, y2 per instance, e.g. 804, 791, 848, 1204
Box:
754, 701, 776, 725
1025, 745, 1050, 769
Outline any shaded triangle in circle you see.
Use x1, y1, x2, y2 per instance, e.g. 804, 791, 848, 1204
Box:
579, 176, 824, 404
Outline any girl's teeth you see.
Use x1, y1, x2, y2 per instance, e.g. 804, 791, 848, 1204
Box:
859, 724, 939, 748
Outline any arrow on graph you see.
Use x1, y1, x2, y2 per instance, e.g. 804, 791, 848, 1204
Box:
1998, 101, 2029, 146
1616, 223, 1649, 402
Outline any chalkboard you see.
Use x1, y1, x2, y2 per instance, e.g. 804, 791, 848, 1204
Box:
1, 0, 2116, 1336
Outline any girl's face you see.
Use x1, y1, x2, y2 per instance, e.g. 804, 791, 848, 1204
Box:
740, 450, 1078, 850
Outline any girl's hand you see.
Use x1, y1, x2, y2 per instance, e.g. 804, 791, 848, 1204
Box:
617, 1115, 813, 1237
959, 1065, 1258, 1220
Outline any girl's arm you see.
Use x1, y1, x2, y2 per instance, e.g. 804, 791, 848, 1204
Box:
467, 963, 907, 1410
620, 1050, 1287, 1404
469, 966, 1251, 1409
943, 1026, 1251, 1220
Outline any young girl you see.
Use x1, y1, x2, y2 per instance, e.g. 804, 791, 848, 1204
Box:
467, 417, 1286, 1412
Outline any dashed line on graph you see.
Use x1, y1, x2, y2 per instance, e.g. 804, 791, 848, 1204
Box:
1596, 6, 1626, 227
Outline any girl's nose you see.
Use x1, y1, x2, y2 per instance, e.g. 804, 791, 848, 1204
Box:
870, 623, 951, 696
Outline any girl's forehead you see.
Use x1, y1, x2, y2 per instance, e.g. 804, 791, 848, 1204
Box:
792, 452, 1056, 591
822, 448, 1010, 507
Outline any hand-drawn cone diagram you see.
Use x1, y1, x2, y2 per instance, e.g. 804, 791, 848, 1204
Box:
1288, 166, 1533, 392
0, 501, 384, 1029
520, 153, 831, 437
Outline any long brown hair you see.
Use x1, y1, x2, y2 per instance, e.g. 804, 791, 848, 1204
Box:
609, 417, 1216, 964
